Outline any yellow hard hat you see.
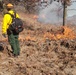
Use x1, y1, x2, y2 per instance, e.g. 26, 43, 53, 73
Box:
6, 3, 13, 8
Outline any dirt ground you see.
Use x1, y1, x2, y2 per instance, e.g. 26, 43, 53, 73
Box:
0, 9, 76, 75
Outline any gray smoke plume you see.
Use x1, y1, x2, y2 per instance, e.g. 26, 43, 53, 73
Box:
37, 0, 63, 24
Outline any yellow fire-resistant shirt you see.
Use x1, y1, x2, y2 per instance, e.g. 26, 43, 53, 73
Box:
2, 10, 20, 34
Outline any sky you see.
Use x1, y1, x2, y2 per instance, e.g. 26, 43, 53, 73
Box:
67, 1, 76, 17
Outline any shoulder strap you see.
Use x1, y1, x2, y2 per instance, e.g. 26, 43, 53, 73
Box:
14, 10, 16, 18
6, 13, 14, 18
6, 10, 16, 19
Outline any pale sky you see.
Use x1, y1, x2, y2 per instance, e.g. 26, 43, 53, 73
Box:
67, 1, 76, 17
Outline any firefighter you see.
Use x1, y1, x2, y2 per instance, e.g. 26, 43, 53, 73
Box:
2, 3, 20, 57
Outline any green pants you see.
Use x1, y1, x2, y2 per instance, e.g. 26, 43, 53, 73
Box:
8, 33, 20, 55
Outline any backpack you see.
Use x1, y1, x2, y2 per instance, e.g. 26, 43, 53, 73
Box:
7, 11, 24, 33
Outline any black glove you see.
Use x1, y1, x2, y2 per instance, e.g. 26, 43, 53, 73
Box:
2, 34, 6, 38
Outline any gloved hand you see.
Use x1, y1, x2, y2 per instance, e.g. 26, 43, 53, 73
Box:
2, 34, 6, 38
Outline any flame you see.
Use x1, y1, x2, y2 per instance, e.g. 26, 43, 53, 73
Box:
19, 35, 36, 42
33, 15, 38, 19
33, 14, 46, 19
25, 36, 36, 41
44, 32, 57, 40
19, 26, 76, 42
62, 26, 76, 39
44, 26, 76, 40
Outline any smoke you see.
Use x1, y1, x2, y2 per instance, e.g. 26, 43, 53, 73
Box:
37, 1, 63, 24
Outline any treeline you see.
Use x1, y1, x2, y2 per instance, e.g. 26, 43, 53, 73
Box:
0, 0, 39, 13
0, 0, 71, 13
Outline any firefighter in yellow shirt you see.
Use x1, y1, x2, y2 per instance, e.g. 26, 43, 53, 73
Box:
2, 3, 20, 57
